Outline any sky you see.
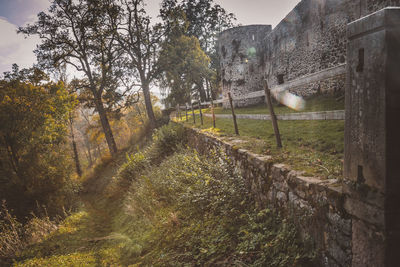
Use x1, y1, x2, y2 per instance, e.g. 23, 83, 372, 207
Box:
0, 0, 301, 76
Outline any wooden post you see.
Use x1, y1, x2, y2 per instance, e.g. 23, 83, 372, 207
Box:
211, 98, 216, 128
185, 104, 188, 122
198, 97, 203, 125
191, 102, 196, 124
263, 79, 282, 148
228, 92, 239, 135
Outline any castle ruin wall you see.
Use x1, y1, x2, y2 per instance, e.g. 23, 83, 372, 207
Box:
218, 0, 400, 106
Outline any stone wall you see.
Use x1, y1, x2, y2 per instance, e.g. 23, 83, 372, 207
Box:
218, 25, 272, 108
184, 126, 351, 266
212, 5, 400, 266
218, 0, 400, 107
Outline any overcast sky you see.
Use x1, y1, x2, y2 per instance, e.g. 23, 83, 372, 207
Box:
0, 0, 300, 75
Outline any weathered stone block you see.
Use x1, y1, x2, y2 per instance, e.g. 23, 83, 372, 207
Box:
345, 7, 400, 265
351, 219, 385, 267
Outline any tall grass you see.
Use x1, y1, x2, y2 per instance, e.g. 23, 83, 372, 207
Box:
111, 124, 315, 266
0, 201, 59, 266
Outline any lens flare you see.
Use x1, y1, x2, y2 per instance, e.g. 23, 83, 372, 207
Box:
272, 91, 305, 111
247, 47, 256, 58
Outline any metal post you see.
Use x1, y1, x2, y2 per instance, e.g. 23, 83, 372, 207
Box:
263, 79, 282, 148
228, 92, 239, 135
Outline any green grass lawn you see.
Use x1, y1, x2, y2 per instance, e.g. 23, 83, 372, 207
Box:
177, 113, 344, 179
198, 95, 345, 115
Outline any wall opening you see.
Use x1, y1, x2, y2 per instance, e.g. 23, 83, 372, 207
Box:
232, 39, 241, 54
357, 165, 365, 183
356, 48, 364, 72
221, 45, 227, 58
277, 74, 285, 85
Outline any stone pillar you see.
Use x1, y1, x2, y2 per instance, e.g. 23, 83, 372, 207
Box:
344, 7, 400, 267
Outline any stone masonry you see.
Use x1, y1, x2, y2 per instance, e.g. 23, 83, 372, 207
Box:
344, 8, 400, 267
184, 126, 351, 266
207, 5, 400, 267
218, 0, 400, 107
218, 25, 271, 108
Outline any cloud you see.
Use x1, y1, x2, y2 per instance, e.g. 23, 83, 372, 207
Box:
0, 0, 51, 26
0, 18, 40, 74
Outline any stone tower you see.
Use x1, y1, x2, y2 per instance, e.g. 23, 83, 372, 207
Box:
218, 25, 272, 107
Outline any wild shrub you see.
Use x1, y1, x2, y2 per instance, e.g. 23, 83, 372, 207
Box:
0, 70, 78, 219
116, 123, 185, 184
147, 123, 186, 162
118, 151, 149, 181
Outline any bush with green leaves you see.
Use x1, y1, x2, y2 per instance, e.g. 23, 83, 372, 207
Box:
148, 123, 186, 162
117, 123, 186, 182
0, 67, 78, 220
118, 151, 149, 181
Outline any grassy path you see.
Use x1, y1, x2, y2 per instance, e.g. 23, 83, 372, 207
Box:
14, 152, 130, 266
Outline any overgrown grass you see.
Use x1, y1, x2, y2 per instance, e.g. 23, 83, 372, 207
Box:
112, 147, 315, 266
178, 115, 344, 179
13, 124, 316, 267
0, 201, 60, 266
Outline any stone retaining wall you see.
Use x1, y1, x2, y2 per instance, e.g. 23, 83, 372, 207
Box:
184, 126, 351, 266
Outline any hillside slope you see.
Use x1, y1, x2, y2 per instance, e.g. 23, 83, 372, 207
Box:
13, 124, 315, 267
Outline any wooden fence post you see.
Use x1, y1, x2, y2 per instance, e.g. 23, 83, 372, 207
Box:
263, 79, 282, 148
228, 92, 239, 135
191, 102, 196, 124
185, 104, 188, 122
198, 97, 203, 126
211, 98, 216, 128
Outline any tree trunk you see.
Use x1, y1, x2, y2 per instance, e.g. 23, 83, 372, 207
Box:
205, 78, 211, 100
71, 138, 82, 176
198, 80, 207, 102
86, 140, 93, 167
94, 96, 118, 155
97, 144, 101, 158
142, 82, 156, 129
69, 114, 82, 177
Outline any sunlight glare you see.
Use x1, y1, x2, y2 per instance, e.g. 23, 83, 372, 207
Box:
272, 90, 305, 111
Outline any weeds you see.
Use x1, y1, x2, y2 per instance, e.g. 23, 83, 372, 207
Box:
0, 201, 59, 266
